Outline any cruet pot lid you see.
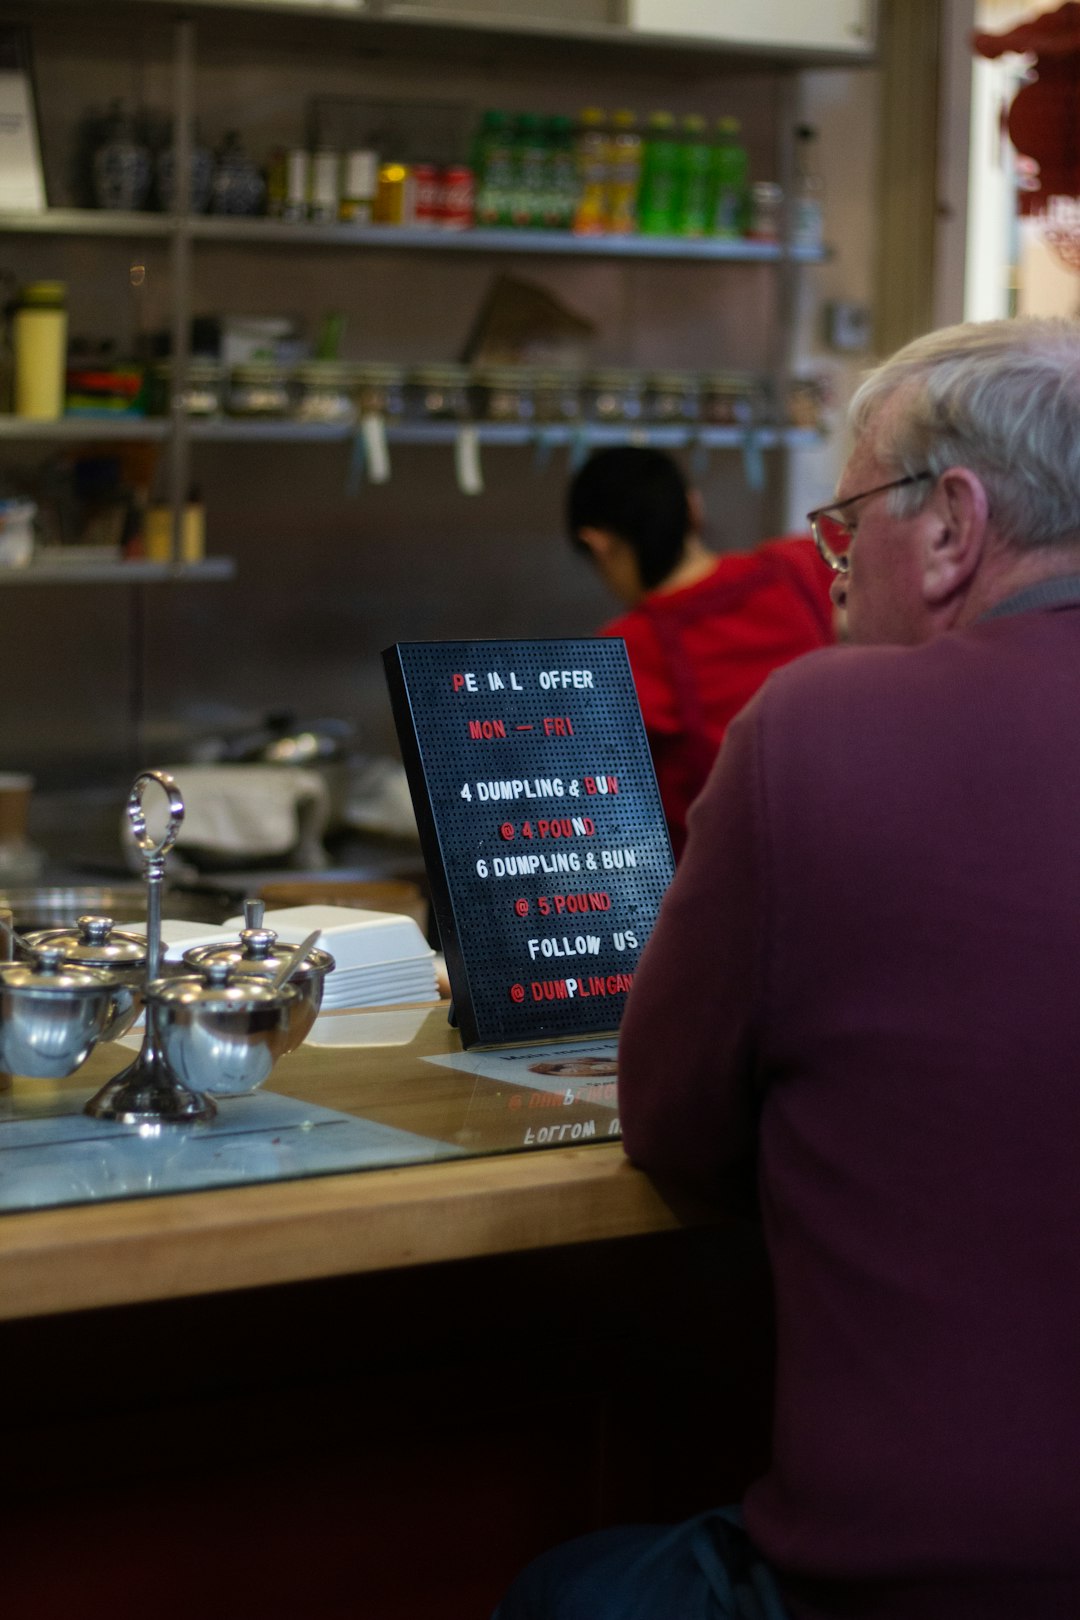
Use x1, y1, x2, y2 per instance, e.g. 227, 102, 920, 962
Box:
147, 959, 300, 1013
0, 947, 119, 996
23, 914, 148, 971
183, 928, 335, 983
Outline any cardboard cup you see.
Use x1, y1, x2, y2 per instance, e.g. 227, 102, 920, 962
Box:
0, 773, 31, 845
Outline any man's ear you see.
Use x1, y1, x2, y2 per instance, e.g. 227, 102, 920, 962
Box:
920, 467, 991, 606
576, 525, 617, 565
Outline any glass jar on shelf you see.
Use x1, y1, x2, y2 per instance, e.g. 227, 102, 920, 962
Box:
532, 371, 582, 426
156, 122, 214, 214
407, 363, 471, 422
92, 102, 151, 211
352, 362, 407, 422
350, 363, 406, 487
227, 361, 293, 417
209, 130, 266, 217
293, 361, 356, 425
747, 181, 784, 244
785, 374, 830, 431
583, 368, 645, 426
645, 371, 700, 425
700, 371, 766, 428
471, 366, 535, 425
151, 358, 225, 418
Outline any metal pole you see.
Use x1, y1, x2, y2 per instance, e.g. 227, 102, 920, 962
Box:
774, 72, 799, 537
167, 18, 195, 572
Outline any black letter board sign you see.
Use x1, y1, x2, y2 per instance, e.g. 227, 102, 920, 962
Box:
384, 639, 675, 1048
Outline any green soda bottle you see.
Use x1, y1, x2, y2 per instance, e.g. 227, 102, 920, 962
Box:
674, 113, 712, 237
637, 111, 679, 236
709, 116, 749, 238
545, 114, 577, 230
510, 113, 549, 229
473, 109, 514, 228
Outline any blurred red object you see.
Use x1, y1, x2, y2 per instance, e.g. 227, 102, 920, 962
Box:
973, 2, 1080, 214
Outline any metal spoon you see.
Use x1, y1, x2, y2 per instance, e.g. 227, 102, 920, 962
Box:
267, 929, 323, 993
0, 913, 54, 960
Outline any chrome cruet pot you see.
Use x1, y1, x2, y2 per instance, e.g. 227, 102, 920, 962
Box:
21, 914, 147, 1040
0, 771, 322, 1120
146, 958, 300, 1096
183, 907, 334, 1052
0, 947, 122, 1078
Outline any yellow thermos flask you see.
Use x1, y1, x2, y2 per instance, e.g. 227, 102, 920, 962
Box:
13, 281, 68, 420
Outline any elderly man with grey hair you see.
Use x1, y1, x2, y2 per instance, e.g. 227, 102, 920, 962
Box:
493, 318, 1080, 1620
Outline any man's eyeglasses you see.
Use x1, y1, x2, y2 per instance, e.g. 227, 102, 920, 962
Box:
808, 472, 933, 574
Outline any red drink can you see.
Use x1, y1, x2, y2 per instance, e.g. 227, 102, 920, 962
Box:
440, 164, 475, 230
413, 162, 441, 227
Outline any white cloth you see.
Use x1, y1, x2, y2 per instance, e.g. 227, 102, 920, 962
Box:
158, 764, 331, 861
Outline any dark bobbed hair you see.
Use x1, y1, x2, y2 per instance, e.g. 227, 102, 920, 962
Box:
566, 446, 691, 591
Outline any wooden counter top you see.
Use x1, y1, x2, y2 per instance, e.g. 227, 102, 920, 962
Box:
0, 1006, 693, 1322
0, 1141, 683, 1322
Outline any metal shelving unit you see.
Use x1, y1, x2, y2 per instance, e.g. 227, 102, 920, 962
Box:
188, 420, 820, 448
0, 2, 840, 570
0, 0, 869, 813
0, 558, 236, 586
0, 209, 174, 239
0, 417, 821, 450
0, 208, 825, 263
0, 417, 169, 442
187, 217, 825, 261
393, 422, 821, 449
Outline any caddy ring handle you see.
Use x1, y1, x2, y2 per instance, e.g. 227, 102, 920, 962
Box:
127, 770, 185, 859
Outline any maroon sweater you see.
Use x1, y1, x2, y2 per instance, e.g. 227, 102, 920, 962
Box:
619, 600, 1080, 1620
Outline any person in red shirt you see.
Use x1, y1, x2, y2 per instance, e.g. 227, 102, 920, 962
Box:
567, 447, 835, 857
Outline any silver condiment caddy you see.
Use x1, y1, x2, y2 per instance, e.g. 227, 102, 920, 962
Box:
84, 770, 219, 1124
0, 770, 333, 1125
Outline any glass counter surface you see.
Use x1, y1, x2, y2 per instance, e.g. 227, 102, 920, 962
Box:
0, 1004, 621, 1216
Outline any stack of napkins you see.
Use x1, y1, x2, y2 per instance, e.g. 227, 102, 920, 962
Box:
161, 919, 233, 960
221, 903, 439, 1010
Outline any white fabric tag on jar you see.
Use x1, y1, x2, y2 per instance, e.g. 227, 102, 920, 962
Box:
455, 425, 483, 495
360, 413, 391, 484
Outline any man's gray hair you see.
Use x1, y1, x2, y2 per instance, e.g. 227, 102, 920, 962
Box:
850, 317, 1080, 550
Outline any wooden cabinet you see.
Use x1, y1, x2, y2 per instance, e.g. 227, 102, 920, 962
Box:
626, 0, 877, 55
